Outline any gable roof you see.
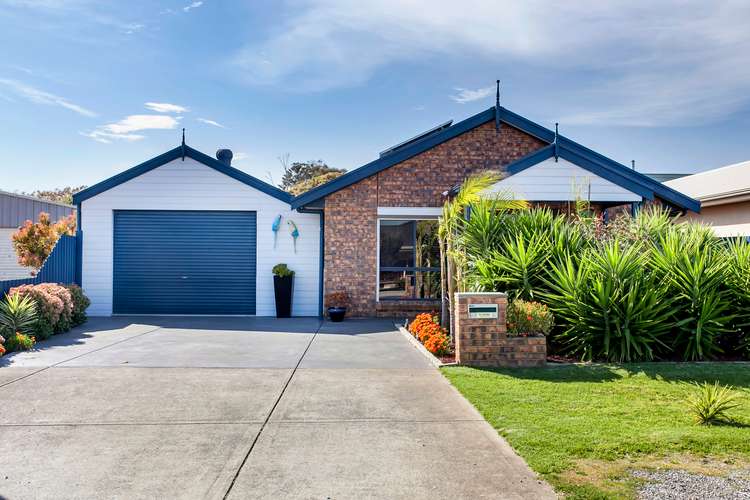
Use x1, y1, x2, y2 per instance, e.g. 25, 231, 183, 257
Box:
291, 106, 700, 213
664, 159, 750, 204
72, 144, 292, 205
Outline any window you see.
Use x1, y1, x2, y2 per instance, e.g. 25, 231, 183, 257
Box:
378, 219, 441, 300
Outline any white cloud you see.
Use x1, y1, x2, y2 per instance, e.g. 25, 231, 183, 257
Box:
83, 114, 180, 143
183, 1, 203, 12
0, 77, 96, 117
231, 0, 750, 126
145, 102, 189, 113
197, 117, 225, 128
233, 152, 248, 162
450, 86, 494, 104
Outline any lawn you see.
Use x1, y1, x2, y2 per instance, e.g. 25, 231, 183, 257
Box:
442, 363, 750, 499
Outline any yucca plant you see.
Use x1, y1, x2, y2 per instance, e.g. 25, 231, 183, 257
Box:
724, 238, 750, 356
470, 232, 550, 300
0, 292, 38, 336
687, 381, 741, 425
650, 230, 733, 360
544, 241, 673, 362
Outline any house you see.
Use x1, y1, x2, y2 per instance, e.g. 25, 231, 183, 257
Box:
0, 190, 75, 280
73, 105, 699, 317
664, 160, 750, 237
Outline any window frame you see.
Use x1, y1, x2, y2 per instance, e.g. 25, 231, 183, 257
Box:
376, 214, 441, 302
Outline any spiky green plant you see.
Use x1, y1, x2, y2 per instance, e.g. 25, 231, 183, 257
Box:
544, 241, 674, 362
0, 292, 38, 336
687, 381, 741, 425
471, 232, 550, 300
650, 229, 732, 360
438, 172, 527, 327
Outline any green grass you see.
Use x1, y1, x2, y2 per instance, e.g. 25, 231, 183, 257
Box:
442, 363, 750, 499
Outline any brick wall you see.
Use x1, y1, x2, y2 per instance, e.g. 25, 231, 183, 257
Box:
324, 121, 546, 316
454, 292, 546, 368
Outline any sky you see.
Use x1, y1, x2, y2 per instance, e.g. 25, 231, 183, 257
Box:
1, 0, 749, 193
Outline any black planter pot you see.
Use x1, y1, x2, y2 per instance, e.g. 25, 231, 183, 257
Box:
273, 275, 294, 318
327, 307, 347, 322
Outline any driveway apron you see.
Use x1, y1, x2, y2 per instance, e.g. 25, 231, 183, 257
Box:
0, 317, 554, 499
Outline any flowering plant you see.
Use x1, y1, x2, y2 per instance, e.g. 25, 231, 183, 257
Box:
506, 299, 554, 337
408, 313, 451, 356
325, 291, 349, 308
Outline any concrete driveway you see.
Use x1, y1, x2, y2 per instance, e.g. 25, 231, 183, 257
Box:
0, 317, 554, 499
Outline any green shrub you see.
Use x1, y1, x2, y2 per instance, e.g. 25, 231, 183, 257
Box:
544, 242, 674, 362
687, 381, 741, 425
650, 230, 733, 360
272, 263, 294, 277
5, 332, 35, 352
506, 299, 554, 336
0, 293, 38, 337
64, 284, 90, 326
9, 283, 79, 338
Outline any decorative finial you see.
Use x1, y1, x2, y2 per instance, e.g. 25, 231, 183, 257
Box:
181, 128, 186, 161
631, 160, 636, 170
554, 123, 559, 162
494, 80, 501, 132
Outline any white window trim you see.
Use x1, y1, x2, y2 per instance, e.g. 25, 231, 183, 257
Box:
377, 207, 442, 218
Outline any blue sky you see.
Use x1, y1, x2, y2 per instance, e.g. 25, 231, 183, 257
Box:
1, 0, 749, 193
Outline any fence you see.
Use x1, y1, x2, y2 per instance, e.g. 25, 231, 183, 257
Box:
0, 234, 78, 295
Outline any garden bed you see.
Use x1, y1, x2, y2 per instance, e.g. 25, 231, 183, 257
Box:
443, 362, 750, 499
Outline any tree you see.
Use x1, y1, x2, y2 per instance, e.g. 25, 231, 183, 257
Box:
288, 171, 346, 195
25, 186, 87, 205
12, 212, 76, 271
438, 172, 527, 328
278, 157, 345, 193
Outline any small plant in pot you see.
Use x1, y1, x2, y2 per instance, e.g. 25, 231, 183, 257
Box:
325, 291, 349, 322
272, 264, 295, 318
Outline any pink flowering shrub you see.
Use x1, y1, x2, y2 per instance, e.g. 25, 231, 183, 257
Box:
8, 283, 87, 339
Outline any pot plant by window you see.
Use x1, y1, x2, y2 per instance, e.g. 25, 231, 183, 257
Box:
273, 264, 295, 318
325, 291, 349, 322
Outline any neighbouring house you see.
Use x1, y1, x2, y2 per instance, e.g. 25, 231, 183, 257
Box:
73, 105, 700, 317
0, 190, 75, 280
664, 160, 750, 237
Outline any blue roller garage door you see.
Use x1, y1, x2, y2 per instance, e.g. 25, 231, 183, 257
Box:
113, 210, 256, 315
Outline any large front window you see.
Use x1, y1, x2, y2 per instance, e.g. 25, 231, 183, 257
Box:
378, 219, 441, 300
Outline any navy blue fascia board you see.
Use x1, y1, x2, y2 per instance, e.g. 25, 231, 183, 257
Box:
291, 108, 497, 209
185, 146, 293, 203
558, 146, 654, 200
505, 145, 555, 175
73, 145, 292, 205
287, 103, 699, 212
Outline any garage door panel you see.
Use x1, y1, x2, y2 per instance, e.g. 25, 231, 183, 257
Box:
113, 210, 256, 315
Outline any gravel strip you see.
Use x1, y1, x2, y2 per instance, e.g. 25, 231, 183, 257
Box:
633, 469, 750, 499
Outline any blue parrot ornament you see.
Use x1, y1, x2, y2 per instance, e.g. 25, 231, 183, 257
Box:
272, 214, 282, 248
288, 220, 299, 253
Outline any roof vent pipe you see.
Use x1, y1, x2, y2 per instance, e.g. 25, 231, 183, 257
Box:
216, 149, 233, 166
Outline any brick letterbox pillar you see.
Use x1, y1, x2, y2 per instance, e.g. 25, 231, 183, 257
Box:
454, 292, 546, 368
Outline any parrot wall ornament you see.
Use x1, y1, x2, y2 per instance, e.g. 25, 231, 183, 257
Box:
287, 220, 299, 253
272, 214, 282, 248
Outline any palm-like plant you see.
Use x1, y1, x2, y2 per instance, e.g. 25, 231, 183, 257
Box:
0, 292, 38, 336
687, 381, 741, 425
544, 241, 674, 362
650, 230, 732, 360
438, 172, 527, 327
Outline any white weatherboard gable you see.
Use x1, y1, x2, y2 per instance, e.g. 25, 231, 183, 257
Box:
485, 157, 642, 202
81, 157, 320, 316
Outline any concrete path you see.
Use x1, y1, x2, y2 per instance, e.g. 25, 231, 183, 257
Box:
0, 317, 555, 499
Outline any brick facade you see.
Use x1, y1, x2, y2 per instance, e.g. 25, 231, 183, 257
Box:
454, 292, 546, 368
324, 121, 546, 316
